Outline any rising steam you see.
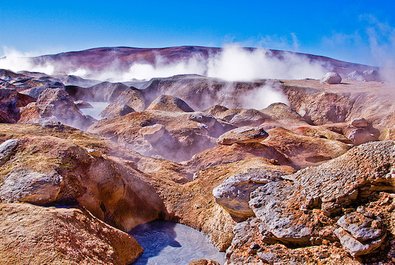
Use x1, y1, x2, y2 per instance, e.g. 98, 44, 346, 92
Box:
1, 44, 329, 82
0, 47, 55, 75
121, 55, 207, 80
240, 82, 289, 109
206, 44, 327, 81
122, 44, 328, 81
365, 17, 395, 84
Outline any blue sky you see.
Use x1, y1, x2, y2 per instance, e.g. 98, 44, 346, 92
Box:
1, 1, 394, 65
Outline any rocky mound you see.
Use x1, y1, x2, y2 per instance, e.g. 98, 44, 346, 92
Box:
0, 89, 34, 123
89, 110, 233, 161
217, 126, 269, 145
147, 95, 195, 112
0, 124, 166, 231
19, 88, 93, 129
225, 141, 395, 264
0, 203, 142, 264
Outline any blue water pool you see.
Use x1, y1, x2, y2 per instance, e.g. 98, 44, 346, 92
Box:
130, 221, 225, 265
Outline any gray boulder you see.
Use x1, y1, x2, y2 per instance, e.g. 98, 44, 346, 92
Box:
335, 212, 386, 257
320, 72, 342, 84
213, 168, 284, 221
0, 169, 63, 205
0, 139, 18, 166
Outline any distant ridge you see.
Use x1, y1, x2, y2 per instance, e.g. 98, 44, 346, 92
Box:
33, 46, 376, 75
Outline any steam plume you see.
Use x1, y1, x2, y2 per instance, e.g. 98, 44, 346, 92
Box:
1, 44, 329, 82
0, 47, 55, 75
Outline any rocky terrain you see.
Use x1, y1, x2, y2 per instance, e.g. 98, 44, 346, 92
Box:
0, 46, 394, 264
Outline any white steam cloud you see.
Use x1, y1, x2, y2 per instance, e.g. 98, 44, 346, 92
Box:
1, 44, 329, 82
122, 55, 207, 80
240, 83, 289, 109
0, 47, 55, 75
365, 17, 395, 84
206, 44, 327, 81
119, 44, 328, 81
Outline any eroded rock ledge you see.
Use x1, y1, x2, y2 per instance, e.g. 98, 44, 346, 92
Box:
223, 141, 395, 264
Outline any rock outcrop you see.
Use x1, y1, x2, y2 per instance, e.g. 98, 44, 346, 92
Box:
0, 123, 234, 254
343, 118, 380, 145
0, 203, 142, 265
0, 126, 166, 231
0, 89, 34, 123
100, 88, 145, 119
0, 139, 18, 166
284, 86, 354, 125
213, 168, 287, 221
226, 141, 395, 264
147, 94, 195, 112
0, 169, 64, 204
217, 126, 268, 145
101, 103, 135, 119
262, 127, 350, 168
89, 110, 232, 161
261, 102, 304, 122
19, 88, 92, 130
334, 211, 386, 257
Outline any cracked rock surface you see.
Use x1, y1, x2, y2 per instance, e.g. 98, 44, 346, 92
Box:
227, 141, 395, 264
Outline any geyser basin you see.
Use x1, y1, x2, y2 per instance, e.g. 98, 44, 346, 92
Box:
130, 221, 225, 265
